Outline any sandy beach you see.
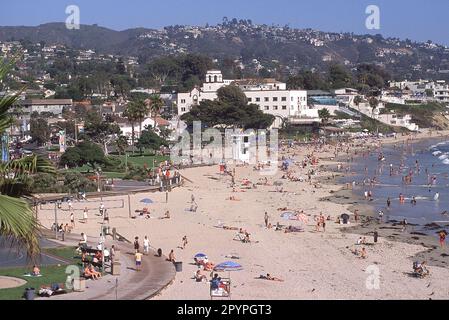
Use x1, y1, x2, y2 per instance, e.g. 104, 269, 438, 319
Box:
36, 130, 449, 299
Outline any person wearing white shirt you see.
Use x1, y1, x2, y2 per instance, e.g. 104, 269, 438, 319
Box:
143, 236, 150, 255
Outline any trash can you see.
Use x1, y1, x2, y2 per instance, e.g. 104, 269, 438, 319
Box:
24, 288, 35, 300
112, 262, 121, 275
73, 278, 86, 292
174, 261, 182, 272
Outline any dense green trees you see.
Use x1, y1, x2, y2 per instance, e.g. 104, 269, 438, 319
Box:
328, 64, 353, 89
286, 70, 328, 90
181, 85, 274, 129
60, 141, 106, 169
318, 108, 331, 124
136, 128, 167, 151
145, 54, 214, 91
30, 116, 51, 146
82, 111, 120, 153
286, 63, 391, 92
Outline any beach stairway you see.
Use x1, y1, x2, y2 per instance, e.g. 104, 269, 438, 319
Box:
340, 106, 361, 118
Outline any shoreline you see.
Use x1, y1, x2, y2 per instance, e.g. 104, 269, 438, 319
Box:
320, 132, 449, 269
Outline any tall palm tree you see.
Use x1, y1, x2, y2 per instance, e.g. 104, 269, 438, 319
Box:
128, 98, 149, 155
149, 94, 164, 131
0, 59, 56, 258
123, 102, 139, 154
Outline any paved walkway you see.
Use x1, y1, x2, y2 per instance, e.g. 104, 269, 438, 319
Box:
37, 233, 176, 300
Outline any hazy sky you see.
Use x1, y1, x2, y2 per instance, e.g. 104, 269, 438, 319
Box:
2, 0, 448, 45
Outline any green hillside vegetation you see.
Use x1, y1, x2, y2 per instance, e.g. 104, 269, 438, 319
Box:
383, 102, 449, 129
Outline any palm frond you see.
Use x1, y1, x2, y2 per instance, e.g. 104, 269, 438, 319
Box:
0, 194, 41, 259
0, 57, 24, 133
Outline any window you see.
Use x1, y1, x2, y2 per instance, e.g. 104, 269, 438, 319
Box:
256, 97, 260, 102
291, 97, 294, 101
243, 136, 249, 143
181, 99, 186, 104
264, 97, 269, 102
248, 97, 252, 102
181, 107, 186, 112
273, 106, 278, 110
282, 105, 287, 110
273, 97, 278, 102
264, 106, 269, 110
281, 97, 287, 101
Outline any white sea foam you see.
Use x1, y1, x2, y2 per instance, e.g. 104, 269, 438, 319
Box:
433, 151, 442, 156
443, 159, 449, 165
438, 154, 448, 160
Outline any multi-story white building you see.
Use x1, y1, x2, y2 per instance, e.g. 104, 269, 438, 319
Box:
389, 79, 449, 103
177, 70, 313, 128
20, 99, 73, 116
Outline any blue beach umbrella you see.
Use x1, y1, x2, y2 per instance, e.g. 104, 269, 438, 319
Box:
194, 253, 207, 259
140, 198, 154, 204
280, 211, 295, 220
214, 261, 243, 272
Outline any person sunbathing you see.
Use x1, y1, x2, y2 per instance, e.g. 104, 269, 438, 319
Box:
159, 210, 171, 219
284, 225, 302, 233
259, 273, 284, 282
32, 265, 41, 276
200, 260, 215, 271
194, 269, 207, 282
227, 195, 241, 201
223, 226, 239, 230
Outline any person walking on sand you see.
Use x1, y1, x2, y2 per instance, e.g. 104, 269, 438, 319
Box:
135, 250, 143, 271
143, 236, 150, 255
264, 212, 269, 228
373, 229, 378, 243
83, 207, 88, 223
70, 211, 75, 228
134, 236, 140, 253
354, 209, 359, 222
387, 197, 391, 209
439, 231, 446, 248
181, 235, 188, 249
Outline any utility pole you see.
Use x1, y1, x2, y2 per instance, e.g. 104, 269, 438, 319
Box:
54, 202, 58, 240
74, 118, 78, 144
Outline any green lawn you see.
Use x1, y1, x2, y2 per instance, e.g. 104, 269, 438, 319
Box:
0, 246, 81, 300
116, 154, 169, 168
62, 153, 169, 179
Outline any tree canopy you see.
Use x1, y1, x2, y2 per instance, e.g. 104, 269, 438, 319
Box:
60, 141, 106, 169
181, 85, 274, 129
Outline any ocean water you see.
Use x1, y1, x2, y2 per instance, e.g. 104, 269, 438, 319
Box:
342, 137, 449, 237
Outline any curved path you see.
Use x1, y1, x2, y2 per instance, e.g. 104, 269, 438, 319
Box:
38, 233, 176, 300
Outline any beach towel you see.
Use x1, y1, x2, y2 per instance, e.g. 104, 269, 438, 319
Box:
23, 273, 42, 277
